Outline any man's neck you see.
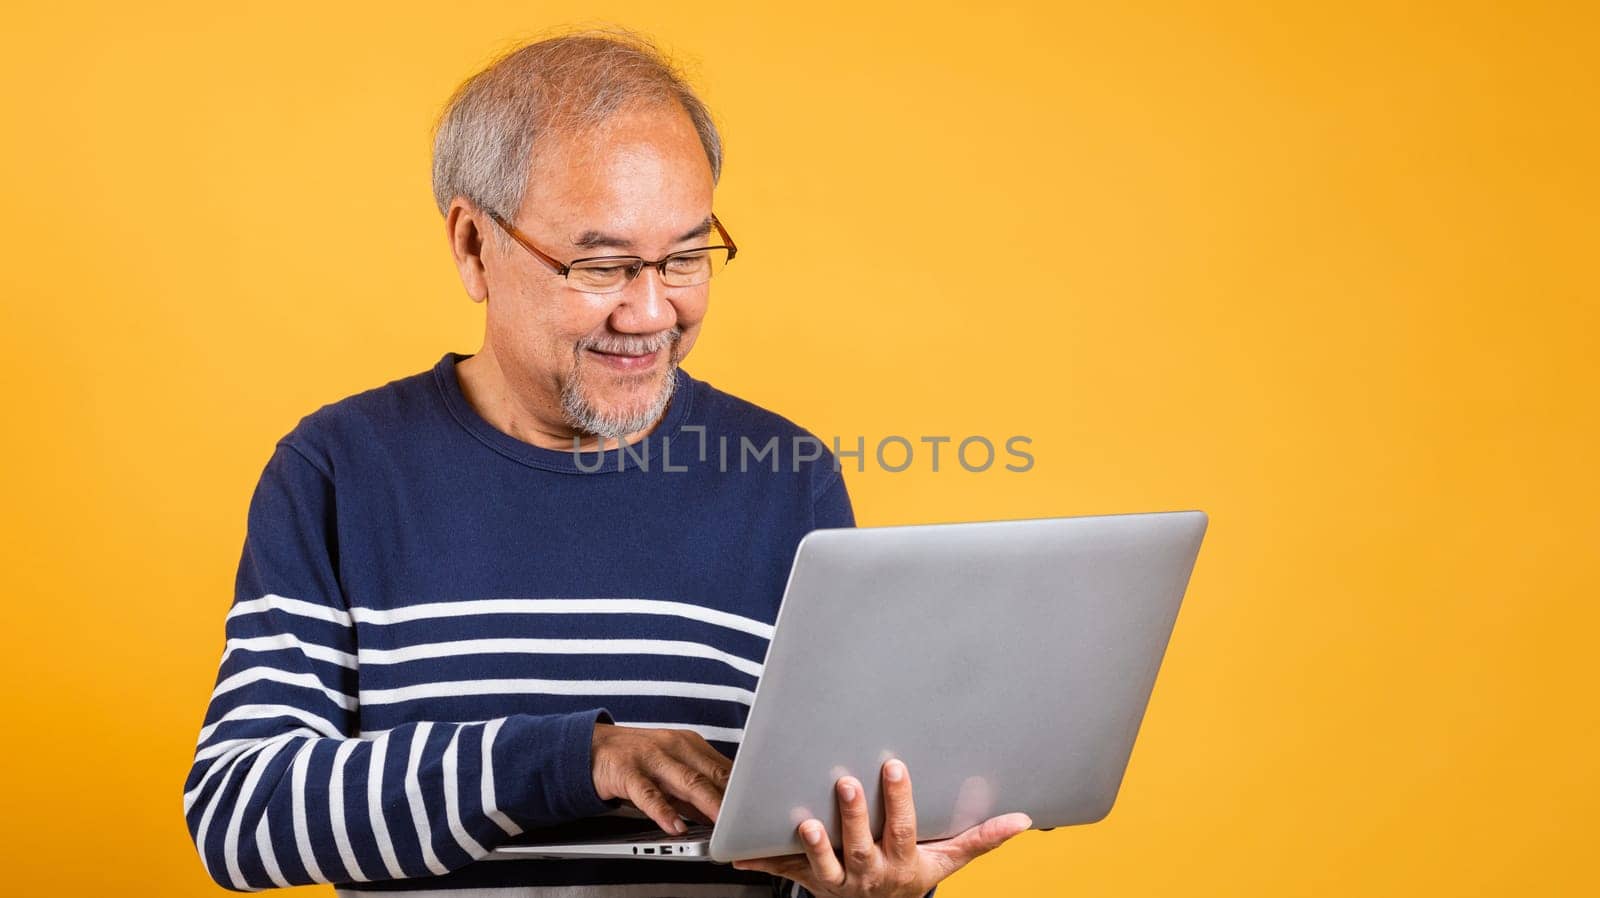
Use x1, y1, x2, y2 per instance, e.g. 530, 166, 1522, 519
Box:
456, 348, 658, 453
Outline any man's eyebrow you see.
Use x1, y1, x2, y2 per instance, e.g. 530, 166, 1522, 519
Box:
570, 217, 715, 253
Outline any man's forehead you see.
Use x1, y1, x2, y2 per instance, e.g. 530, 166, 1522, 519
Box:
565, 216, 714, 252
521, 105, 716, 250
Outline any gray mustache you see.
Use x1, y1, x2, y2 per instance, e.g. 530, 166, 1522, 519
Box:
581, 328, 681, 356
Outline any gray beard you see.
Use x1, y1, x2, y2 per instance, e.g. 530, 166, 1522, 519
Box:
559, 336, 682, 441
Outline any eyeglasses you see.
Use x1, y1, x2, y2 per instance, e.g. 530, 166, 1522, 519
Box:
488, 212, 739, 295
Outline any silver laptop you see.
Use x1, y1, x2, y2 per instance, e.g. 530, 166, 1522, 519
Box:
491, 510, 1208, 863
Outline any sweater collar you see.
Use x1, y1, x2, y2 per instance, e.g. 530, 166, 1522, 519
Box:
431, 352, 696, 474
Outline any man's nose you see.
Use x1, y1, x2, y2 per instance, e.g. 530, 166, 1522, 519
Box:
610, 266, 677, 332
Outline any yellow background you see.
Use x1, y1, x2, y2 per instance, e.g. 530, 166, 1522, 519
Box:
2, 1, 1596, 894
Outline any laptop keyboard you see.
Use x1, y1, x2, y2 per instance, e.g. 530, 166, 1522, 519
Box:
615, 823, 715, 843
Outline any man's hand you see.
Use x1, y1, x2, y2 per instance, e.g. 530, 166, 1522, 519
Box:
731, 760, 1031, 898
591, 723, 733, 835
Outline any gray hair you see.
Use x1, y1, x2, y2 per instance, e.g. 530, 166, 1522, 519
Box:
430, 28, 723, 234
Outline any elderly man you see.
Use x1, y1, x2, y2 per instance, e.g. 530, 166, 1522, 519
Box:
183, 30, 1027, 898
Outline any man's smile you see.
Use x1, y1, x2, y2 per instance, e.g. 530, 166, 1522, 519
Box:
585, 345, 663, 372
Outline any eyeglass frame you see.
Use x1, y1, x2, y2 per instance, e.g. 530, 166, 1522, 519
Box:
487, 211, 739, 291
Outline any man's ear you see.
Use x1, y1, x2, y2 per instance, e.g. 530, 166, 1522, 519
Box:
445, 199, 491, 303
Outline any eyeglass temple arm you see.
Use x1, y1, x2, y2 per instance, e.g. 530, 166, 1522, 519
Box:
711, 214, 738, 260
488, 213, 570, 275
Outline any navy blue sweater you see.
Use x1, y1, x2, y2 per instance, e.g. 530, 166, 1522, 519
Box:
183, 353, 854, 896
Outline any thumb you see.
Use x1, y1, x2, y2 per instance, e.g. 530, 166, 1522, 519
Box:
927, 813, 1033, 876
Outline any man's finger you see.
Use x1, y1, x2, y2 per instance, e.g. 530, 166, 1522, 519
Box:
667, 731, 734, 782
666, 746, 732, 811
666, 797, 712, 826
927, 812, 1033, 876
660, 755, 726, 823
623, 771, 687, 835
835, 775, 879, 877
731, 854, 809, 879
797, 818, 845, 891
880, 759, 918, 863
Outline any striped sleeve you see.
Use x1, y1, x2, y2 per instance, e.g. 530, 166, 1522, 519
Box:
182, 443, 615, 891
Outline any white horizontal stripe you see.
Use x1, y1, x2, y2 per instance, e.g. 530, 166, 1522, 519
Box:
224, 633, 356, 668
359, 638, 762, 677
350, 598, 774, 639
359, 720, 743, 746
360, 678, 755, 707
193, 736, 259, 765
613, 721, 745, 745
229, 593, 352, 627
211, 666, 358, 712
197, 703, 344, 746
